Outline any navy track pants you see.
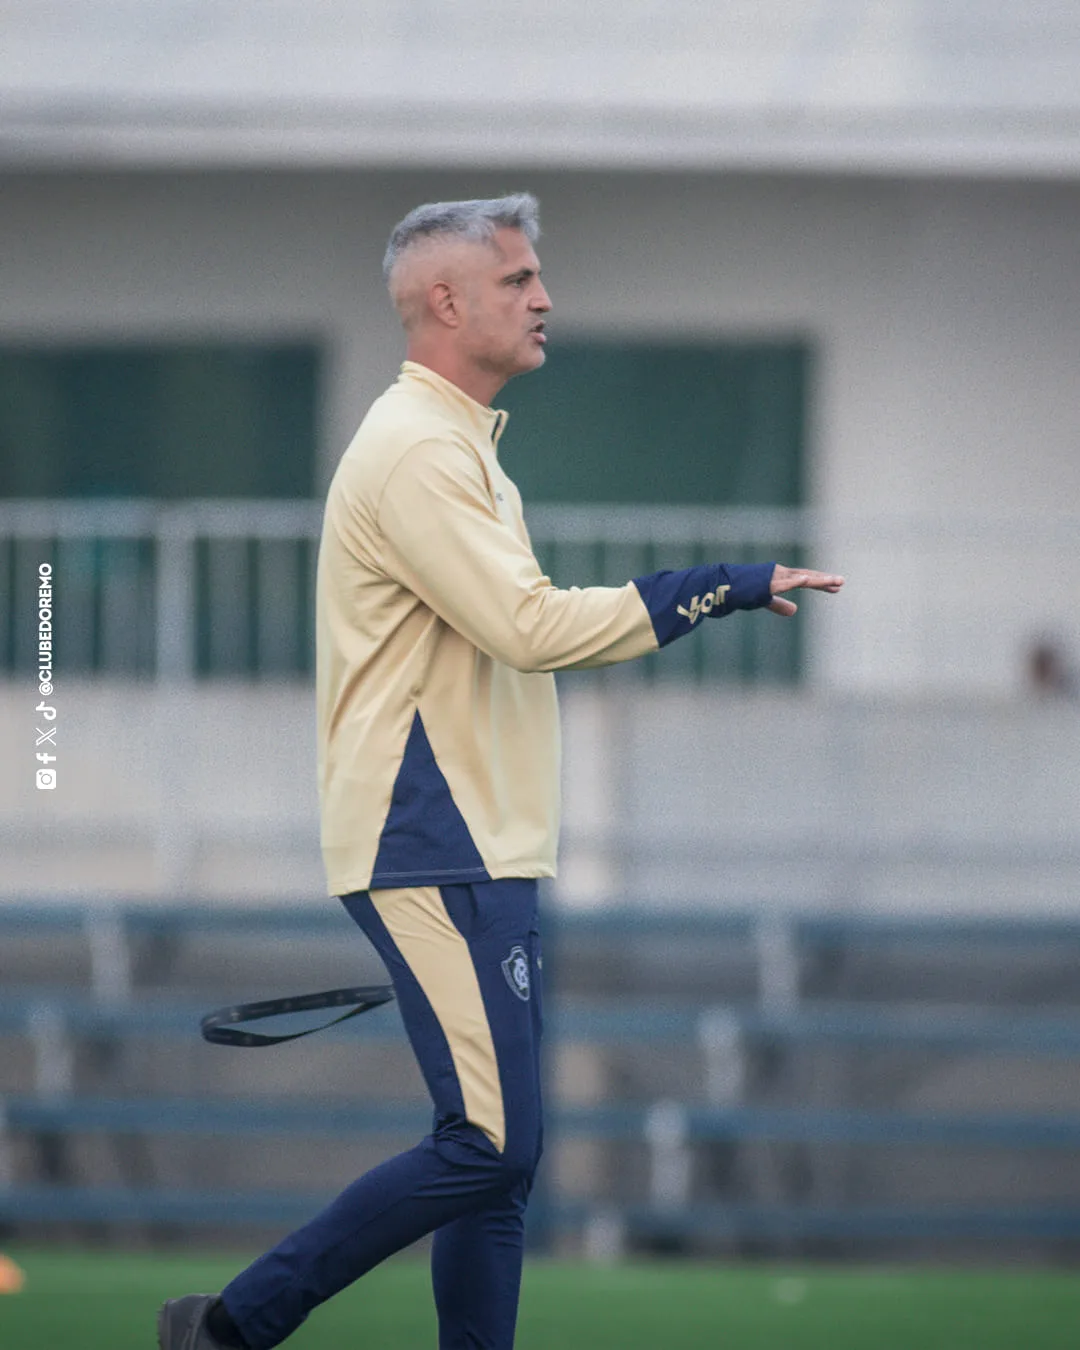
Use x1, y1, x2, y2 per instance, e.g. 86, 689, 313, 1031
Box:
220, 878, 544, 1349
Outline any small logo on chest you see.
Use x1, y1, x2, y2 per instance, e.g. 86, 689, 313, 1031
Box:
493, 488, 516, 526
501, 945, 531, 1001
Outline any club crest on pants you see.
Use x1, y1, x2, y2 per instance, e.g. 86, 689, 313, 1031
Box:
501, 945, 531, 1001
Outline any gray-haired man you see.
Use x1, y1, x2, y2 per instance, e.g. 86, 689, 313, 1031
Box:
158, 192, 843, 1350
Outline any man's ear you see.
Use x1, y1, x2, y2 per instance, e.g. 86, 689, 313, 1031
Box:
429, 280, 461, 329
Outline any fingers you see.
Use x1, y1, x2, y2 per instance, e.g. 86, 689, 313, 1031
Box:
790, 570, 844, 591
768, 596, 798, 618
808, 572, 845, 591
770, 565, 845, 596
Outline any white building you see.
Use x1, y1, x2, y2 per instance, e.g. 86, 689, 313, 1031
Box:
3, 1, 1080, 906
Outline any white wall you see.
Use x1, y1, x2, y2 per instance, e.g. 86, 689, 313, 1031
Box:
8, 1, 1080, 177
2, 168, 1080, 692
3, 681, 1079, 915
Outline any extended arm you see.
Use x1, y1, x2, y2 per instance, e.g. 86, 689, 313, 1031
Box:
377, 439, 841, 672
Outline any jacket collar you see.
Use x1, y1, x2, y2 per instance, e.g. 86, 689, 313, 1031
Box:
398, 360, 509, 452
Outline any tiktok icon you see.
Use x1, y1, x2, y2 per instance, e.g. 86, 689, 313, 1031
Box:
36, 700, 57, 789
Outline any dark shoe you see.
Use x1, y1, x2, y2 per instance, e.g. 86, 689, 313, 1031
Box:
157, 1294, 224, 1350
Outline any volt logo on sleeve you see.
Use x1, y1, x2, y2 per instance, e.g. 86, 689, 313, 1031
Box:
676, 584, 731, 625
632, 561, 775, 648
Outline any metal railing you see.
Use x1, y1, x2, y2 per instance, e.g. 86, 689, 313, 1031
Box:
0, 499, 806, 684
6, 498, 1080, 690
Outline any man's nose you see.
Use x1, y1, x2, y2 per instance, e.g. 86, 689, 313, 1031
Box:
530, 284, 552, 313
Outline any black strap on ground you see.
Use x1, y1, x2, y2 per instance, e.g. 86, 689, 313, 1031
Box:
200, 984, 396, 1047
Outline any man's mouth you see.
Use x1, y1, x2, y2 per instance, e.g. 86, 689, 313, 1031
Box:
529, 323, 547, 345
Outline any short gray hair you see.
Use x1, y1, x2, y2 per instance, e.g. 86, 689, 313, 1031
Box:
382, 193, 540, 284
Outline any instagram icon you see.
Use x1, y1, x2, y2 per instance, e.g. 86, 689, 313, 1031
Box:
36, 768, 56, 790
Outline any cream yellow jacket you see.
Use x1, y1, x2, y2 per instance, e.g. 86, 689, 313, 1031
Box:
315, 361, 774, 896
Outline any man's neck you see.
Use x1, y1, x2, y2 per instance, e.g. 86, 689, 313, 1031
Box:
403, 342, 504, 408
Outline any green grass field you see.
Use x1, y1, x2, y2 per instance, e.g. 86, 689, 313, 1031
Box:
2, 1249, 1080, 1349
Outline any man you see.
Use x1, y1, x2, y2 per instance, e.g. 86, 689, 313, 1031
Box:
158, 193, 843, 1350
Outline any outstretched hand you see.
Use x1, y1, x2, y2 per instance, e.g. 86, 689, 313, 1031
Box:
767, 563, 845, 617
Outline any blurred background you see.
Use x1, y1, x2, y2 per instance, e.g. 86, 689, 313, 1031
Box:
3, 1, 1080, 1343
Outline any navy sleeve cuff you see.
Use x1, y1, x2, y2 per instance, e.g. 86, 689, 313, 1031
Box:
632, 562, 776, 648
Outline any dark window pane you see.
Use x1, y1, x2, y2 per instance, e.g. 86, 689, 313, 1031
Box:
0, 344, 319, 499
497, 338, 807, 507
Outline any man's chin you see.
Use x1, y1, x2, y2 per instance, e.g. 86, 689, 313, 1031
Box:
521, 342, 547, 370
502, 348, 546, 382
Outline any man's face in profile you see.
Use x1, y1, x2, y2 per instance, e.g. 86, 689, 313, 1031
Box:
459, 228, 552, 384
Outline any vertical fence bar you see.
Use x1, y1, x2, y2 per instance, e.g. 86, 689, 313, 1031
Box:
155, 509, 197, 894
155, 510, 196, 681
